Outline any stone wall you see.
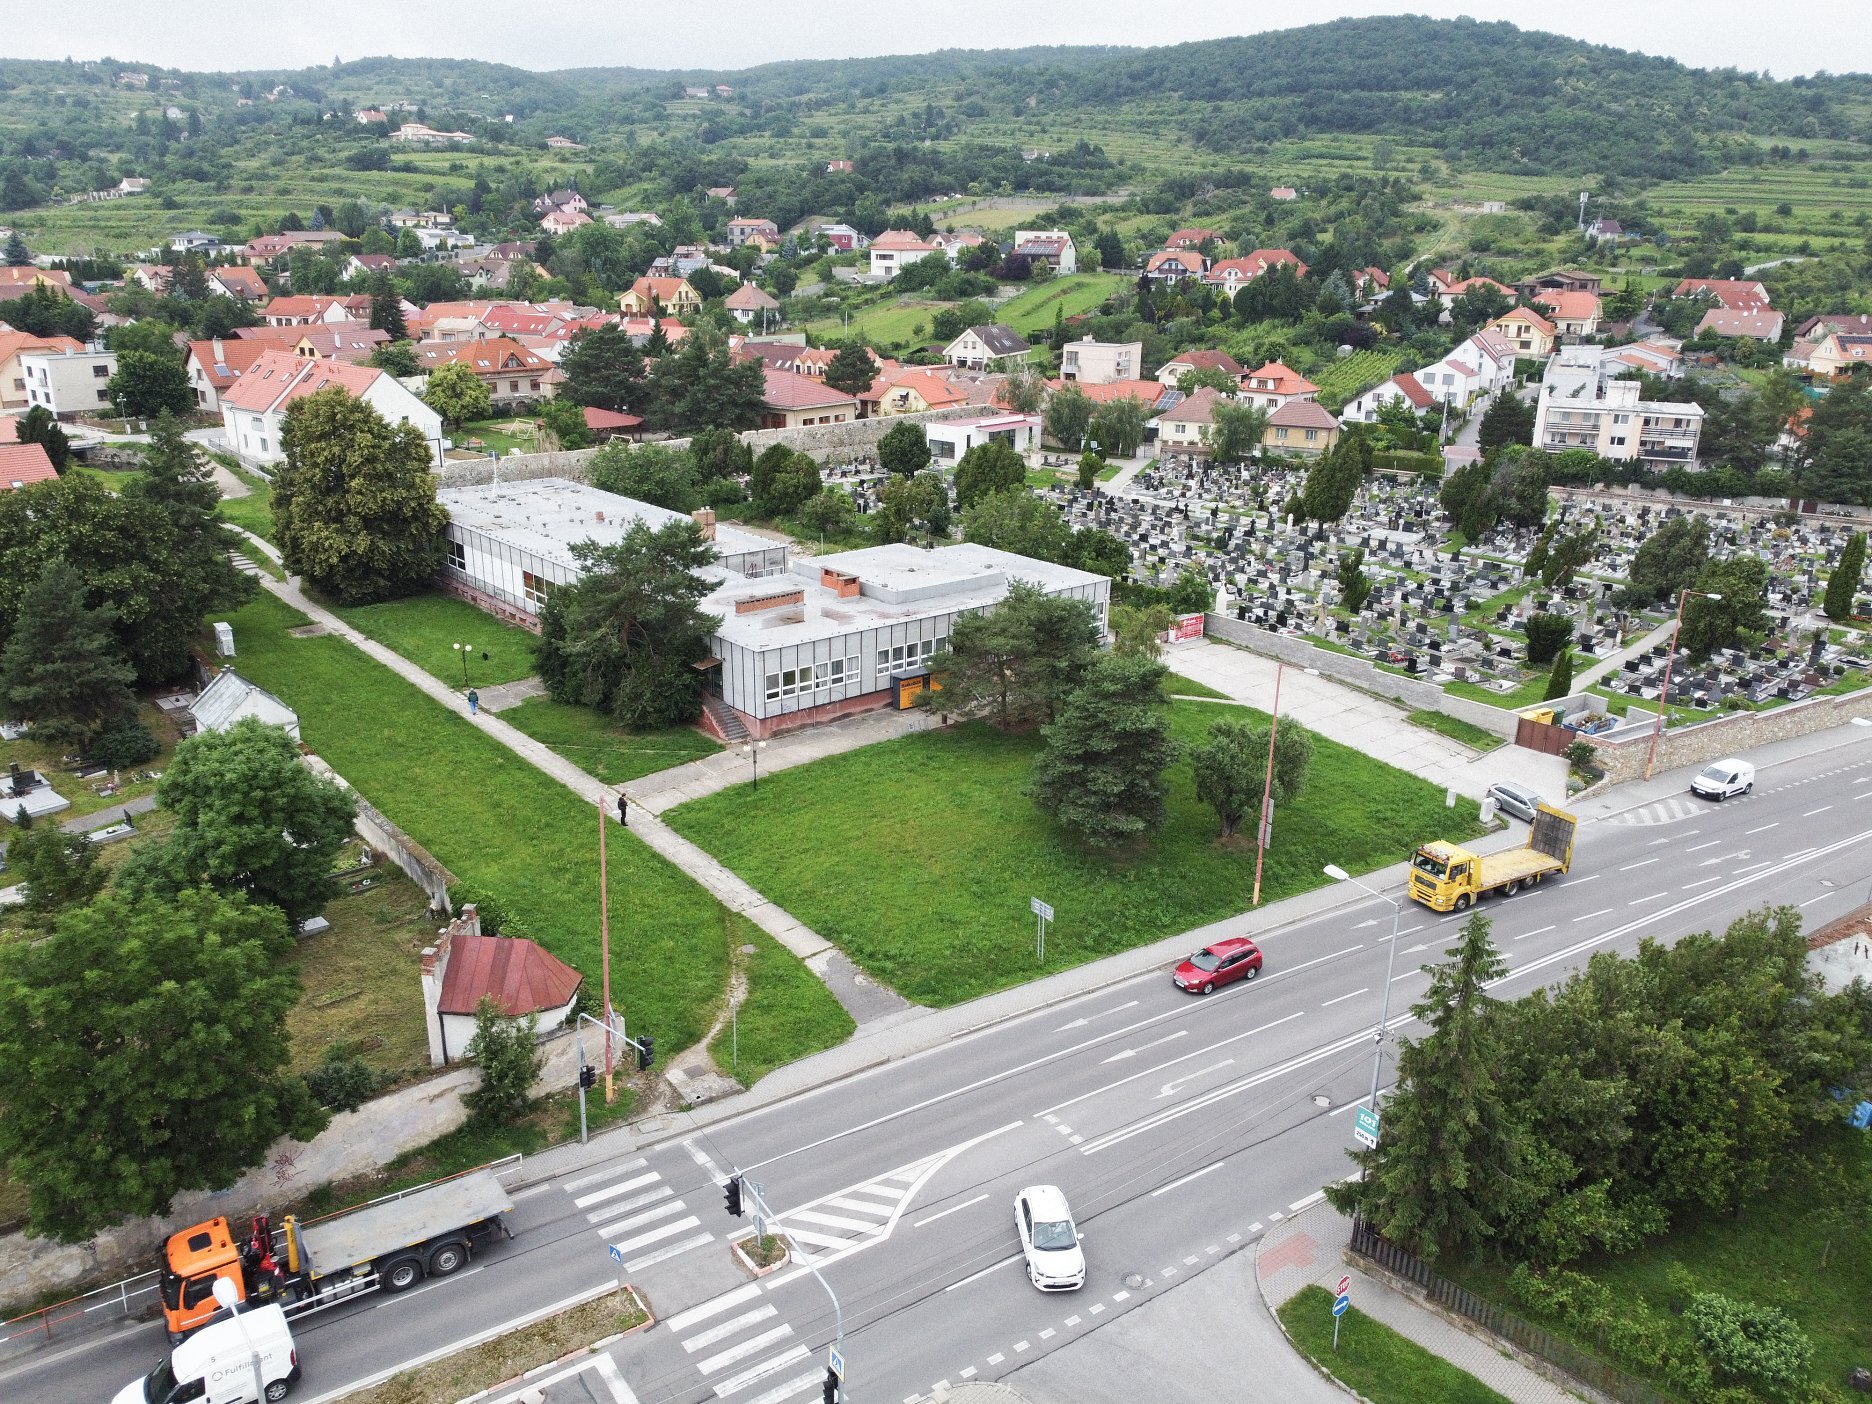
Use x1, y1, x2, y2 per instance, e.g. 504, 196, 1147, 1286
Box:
436, 406, 983, 488
303, 753, 457, 911
1551, 483, 1872, 528
1203, 613, 1520, 739
0, 1032, 579, 1316
1577, 684, 1872, 784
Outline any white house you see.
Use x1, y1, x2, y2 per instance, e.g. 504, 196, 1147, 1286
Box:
420, 905, 581, 1067
18, 348, 118, 419
219, 349, 444, 466
925, 412, 1041, 463
869, 230, 939, 279
942, 325, 1032, 370
1011, 229, 1077, 275
1532, 345, 1704, 468
189, 669, 300, 740
1413, 355, 1487, 406
1341, 373, 1437, 424
1059, 337, 1142, 385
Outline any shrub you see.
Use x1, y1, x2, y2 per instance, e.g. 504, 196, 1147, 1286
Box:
1525, 611, 1575, 666
1684, 1292, 1813, 1391
89, 717, 160, 769
305, 1045, 379, 1113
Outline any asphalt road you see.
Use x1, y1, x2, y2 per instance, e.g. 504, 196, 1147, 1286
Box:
18, 735, 1872, 1404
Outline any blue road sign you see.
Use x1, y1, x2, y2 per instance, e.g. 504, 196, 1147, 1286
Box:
828, 1347, 845, 1381
608, 1244, 623, 1263
1333, 1293, 1351, 1317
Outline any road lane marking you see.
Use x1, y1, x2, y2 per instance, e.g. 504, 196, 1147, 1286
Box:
564, 1157, 648, 1193
1101, 1031, 1188, 1063
1321, 987, 1369, 1007
1155, 1062, 1234, 1099
1516, 925, 1556, 940
624, 1232, 716, 1272
697, 1325, 795, 1376
1573, 908, 1615, 922
1682, 876, 1723, 888
587, 1184, 674, 1225
1801, 894, 1834, 908
1686, 841, 1721, 852
712, 1345, 811, 1397
1746, 823, 1780, 834
1805, 806, 1834, 817
1619, 858, 1659, 870
791, 1209, 882, 1233
827, 1196, 896, 1216
739, 1375, 822, 1404
1037, 1011, 1303, 1118
575, 1170, 660, 1209
683, 1306, 781, 1353
611, 1215, 701, 1255
685, 1139, 725, 1180
667, 1283, 764, 1334
1055, 1000, 1139, 1032
1567, 873, 1601, 884
1628, 893, 1667, 905
1732, 861, 1772, 873
594, 1197, 686, 1238
946, 1256, 1022, 1292
1150, 1162, 1225, 1197
1391, 968, 1423, 982
912, 1194, 988, 1228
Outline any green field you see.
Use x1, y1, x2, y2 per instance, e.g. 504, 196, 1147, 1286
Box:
331, 591, 542, 689
1313, 347, 1405, 410
996, 273, 1129, 335
216, 462, 277, 544
501, 696, 721, 784
710, 928, 857, 1088
666, 704, 1482, 1007
1279, 1286, 1512, 1404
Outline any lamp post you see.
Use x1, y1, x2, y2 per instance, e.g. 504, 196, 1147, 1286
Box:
1643, 589, 1721, 780
742, 739, 768, 790
1324, 863, 1403, 1112
452, 641, 475, 687
210, 1277, 264, 1403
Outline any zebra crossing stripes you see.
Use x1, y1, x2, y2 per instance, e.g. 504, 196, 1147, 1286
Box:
564, 1156, 714, 1272
1606, 795, 1705, 826
667, 1284, 821, 1403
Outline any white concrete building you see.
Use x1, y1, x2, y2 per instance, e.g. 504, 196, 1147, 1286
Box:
925, 413, 1041, 463
18, 348, 117, 419
869, 230, 939, 279
189, 669, 300, 741
1532, 346, 1704, 468
1059, 336, 1142, 386
219, 350, 444, 466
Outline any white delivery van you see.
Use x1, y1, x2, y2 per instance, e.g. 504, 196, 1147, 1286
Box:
115, 1303, 299, 1404
1689, 758, 1755, 801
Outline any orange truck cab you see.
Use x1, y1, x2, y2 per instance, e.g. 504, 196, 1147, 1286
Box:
158, 1218, 246, 1341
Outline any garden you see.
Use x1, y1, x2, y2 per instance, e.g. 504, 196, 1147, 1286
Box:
666, 702, 1483, 1008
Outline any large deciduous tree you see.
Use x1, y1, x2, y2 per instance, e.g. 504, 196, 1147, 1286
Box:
642, 329, 765, 433
534, 521, 721, 728
822, 342, 877, 399
0, 559, 136, 746
930, 582, 1100, 729
107, 350, 195, 420
953, 439, 1027, 509
14, 405, 71, 471
3, 815, 105, 916
961, 488, 1074, 562
1188, 716, 1314, 840
591, 441, 703, 513
423, 361, 492, 428
558, 325, 646, 413
0, 888, 326, 1241
1209, 400, 1268, 466
1088, 395, 1148, 458
1790, 377, 1872, 506
1476, 391, 1535, 450
1043, 385, 1093, 453
274, 387, 448, 604
118, 717, 357, 925
1625, 513, 1710, 607
1681, 554, 1770, 659
1028, 651, 1176, 850
876, 418, 931, 479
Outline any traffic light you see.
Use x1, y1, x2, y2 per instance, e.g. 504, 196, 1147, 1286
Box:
724, 1175, 744, 1218
578, 1064, 596, 1090
822, 1365, 838, 1404
637, 1035, 655, 1071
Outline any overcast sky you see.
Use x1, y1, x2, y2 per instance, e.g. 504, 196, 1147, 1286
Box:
4, 2, 1859, 79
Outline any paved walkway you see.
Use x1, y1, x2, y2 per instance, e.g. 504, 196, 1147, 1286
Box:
1164, 639, 1569, 803
1257, 1204, 1582, 1404
253, 571, 914, 1031
1573, 618, 1675, 693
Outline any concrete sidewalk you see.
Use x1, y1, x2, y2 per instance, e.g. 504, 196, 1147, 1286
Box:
1573, 618, 1675, 693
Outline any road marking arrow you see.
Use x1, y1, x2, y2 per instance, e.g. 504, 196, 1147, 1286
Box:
1155, 1060, 1234, 1099
1353, 918, 1380, 929
1101, 1031, 1187, 1063
1056, 1000, 1140, 1032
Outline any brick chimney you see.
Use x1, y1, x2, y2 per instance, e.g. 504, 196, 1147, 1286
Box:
420, 903, 480, 1066
692, 506, 717, 541
820, 566, 860, 598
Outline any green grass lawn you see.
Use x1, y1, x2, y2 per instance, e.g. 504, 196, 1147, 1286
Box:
216, 463, 277, 544
1405, 709, 1502, 750
995, 274, 1128, 336
1452, 1126, 1872, 1399
1163, 671, 1228, 699
220, 592, 730, 1058
330, 591, 542, 689
666, 704, 1483, 1007
1445, 674, 1549, 710
1278, 1286, 1513, 1404
452, 418, 539, 456
0, 697, 183, 825
711, 923, 856, 1089
502, 696, 722, 784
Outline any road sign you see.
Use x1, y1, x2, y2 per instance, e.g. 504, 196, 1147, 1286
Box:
1031, 897, 1054, 921
1333, 1293, 1351, 1317
1354, 1105, 1381, 1150
608, 1244, 623, 1263
828, 1348, 845, 1381
1337, 1275, 1351, 1296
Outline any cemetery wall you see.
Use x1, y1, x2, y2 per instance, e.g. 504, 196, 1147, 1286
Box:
437, 406, 980, 488
1203, 614, 1520, 739
1580, 684, 1872, 784
1551, 484, 1872, 527
302, 754, 456, 911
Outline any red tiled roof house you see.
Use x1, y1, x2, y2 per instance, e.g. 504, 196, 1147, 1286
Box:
420, 905, 583, 1066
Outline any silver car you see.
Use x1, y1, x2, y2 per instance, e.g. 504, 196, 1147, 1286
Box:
1486, 781, 1544, 823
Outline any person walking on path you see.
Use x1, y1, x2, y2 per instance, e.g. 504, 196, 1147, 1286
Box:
616, 792, 629, 826
467, 688, 479, 716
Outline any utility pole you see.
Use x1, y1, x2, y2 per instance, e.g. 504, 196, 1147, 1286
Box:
597, 795, 615, 1101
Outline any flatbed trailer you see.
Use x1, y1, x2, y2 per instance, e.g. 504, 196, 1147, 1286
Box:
1409, 805, 1577, 911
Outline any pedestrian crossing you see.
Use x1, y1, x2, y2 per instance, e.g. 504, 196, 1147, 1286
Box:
768, 1163, 925, 1266
665, 1283, 822, 1403
1606, 795, 1707, 826
563, 1156, 716, 1273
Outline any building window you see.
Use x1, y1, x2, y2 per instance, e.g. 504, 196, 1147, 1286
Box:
446, 539, 466, 570
92, 364, 110, 378
523, 571, 555, 608
97, 388, 110, 402
877, 637, 944, 676
1610, 436, 1627, 447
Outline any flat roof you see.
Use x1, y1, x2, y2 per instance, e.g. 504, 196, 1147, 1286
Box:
708, 542, 1106, 652
439, 478, 776, 570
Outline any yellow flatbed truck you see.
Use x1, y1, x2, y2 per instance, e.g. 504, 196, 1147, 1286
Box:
1408, 804, 1578, 911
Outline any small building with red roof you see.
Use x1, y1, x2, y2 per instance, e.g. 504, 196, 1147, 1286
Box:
1341, 372, 1437, 424
0, 442, 58, 492
1262, 399, 1340, 457
420, 905, 583, 1066
220, 349, 443, 465
1239, 361, 1319, 411
761, 367, 858, 429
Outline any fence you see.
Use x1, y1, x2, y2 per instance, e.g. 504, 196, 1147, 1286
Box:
1347, 1219, 1675, 1404
0, 1270, 162, 1364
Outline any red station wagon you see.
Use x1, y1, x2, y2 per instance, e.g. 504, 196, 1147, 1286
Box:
1172, 936, 1263, 994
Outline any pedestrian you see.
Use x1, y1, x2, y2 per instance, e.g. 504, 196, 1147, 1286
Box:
617, 793, 628, 826
467, 688, 479, 717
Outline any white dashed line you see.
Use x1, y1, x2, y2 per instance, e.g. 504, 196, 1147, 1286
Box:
987, 1353, 1005, 1365
1628, 893, 1667, 905
1516, 924, 1556, 940
1805, 806, 1833, 817
1619, 858, 1659, 870
1573, 908, 1616, 922
1746, 823, 1779, 835
1682, 876, 1723, 889
1686, 841, 1721, 852
1321, 987, 1370, 1007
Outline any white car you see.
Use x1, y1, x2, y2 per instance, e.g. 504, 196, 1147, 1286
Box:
1014, 1185, 1085, 1292
1690, 758, 1755, 801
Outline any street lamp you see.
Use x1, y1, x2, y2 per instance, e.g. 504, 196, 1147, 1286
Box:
1643, 589, 1721, 780
210, 1277, 264, 1404
742, 739, 768, 790
1324, 863, 1403, 1113
1252, 663, 1320, 906
452, 641, 476, 687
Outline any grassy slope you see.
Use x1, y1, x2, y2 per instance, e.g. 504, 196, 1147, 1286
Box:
223, 591, 728, 1056
667, 703, 1481, 1007
710, 923, 856, 1088
501, 696, 721, 785
1279, 1286, 1513, 1404
330, 591, 542, 689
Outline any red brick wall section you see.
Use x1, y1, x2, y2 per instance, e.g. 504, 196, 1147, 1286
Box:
440, 576, 542, 634
742, 689, 893, 739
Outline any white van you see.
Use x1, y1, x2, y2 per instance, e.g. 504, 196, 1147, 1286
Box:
115, 1304, 299, 1404
1690, 758, 1755, 801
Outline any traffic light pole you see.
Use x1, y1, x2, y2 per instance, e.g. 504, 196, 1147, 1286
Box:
574, 1011, 654, 1145
727, 1172, 845, 1400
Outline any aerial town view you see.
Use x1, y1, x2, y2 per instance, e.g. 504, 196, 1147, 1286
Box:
0, 3, 1870, 1402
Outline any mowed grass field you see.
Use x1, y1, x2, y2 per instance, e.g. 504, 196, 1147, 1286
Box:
330, 591, 542, 689
666, 703, 1483, 1007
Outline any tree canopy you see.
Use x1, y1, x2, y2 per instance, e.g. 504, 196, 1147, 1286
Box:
1028, 651, 1175, 850
930, 581, 1101, 730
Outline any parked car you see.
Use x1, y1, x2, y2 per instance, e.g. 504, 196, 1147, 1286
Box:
1172, 937, 1263, 995
1014, 1185, 1085, 1292
1690, 758, 1755, 801
1486, 781, 1545, 823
